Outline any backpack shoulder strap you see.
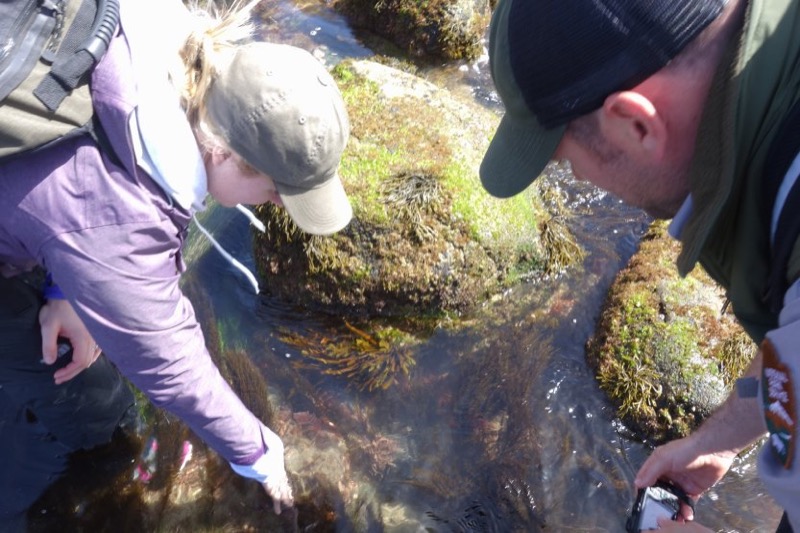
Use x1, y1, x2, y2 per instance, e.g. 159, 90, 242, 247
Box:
0, 0, 120, 158
0, 1, 57, 101
762, 99, 800, 313
34, 0, 119, 112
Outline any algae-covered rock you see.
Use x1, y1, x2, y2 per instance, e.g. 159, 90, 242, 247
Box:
253, 59, 581, 318
333, 0, 492, 61
586, 221, 756, 443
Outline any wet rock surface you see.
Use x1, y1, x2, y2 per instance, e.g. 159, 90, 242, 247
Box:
252, 59, 582, 319
332, 0, 492, 60
586, 221, 756, 443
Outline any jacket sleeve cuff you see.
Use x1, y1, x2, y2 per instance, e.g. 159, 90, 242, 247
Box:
228, 424, 285, 483
43, 272, 66, 300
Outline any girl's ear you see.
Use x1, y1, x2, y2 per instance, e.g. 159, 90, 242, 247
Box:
598, 91, 667, 162
206, 147, 232, 167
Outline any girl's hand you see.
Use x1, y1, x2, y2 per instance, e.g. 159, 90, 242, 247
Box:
39, 298, 102, 384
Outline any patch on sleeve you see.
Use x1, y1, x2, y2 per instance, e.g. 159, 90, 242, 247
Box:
761, 338, 796, 469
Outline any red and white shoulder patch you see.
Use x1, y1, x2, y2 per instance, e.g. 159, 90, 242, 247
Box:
762, 338, 797, 470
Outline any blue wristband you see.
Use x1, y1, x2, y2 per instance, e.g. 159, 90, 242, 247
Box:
43, 272, 66, 300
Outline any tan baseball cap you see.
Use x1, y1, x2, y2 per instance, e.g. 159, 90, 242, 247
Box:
207, 42, 352, 235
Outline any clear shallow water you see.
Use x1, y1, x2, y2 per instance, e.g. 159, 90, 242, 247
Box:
227, 3, 785, 529
176, 172, 783, 531
19, 1, 786, 531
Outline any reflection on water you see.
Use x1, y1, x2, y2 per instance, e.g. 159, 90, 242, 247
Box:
20, 187, 784, 530
171, 171, 781, 532
13, 1, 786, 531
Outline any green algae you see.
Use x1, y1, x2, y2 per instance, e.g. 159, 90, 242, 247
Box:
333, 0, 490, 61
587, 221, 756, 443
252, 59, 556, 318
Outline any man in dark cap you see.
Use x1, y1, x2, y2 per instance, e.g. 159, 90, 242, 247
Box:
480, 0, 800, 531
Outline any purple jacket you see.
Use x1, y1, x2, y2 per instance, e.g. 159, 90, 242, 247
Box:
0, 17, 270, 466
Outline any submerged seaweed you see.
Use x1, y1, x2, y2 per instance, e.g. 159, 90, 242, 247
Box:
535, 176, 586, 275
281, 321, 418, 391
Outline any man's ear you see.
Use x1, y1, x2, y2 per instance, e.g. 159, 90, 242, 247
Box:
599, 91, 667, 161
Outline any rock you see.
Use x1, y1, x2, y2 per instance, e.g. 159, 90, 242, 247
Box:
252, 59, 576, 318
332, 0, 492, 60
586, 221, 756, 443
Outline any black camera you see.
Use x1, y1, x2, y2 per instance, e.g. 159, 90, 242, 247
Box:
626, 480, 694, 532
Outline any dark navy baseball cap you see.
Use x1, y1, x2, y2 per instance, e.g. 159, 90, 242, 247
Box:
480, 0, 728, 198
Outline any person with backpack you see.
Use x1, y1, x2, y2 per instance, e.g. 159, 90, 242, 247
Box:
479, 0, 799, 531
0, 272, 139, 529
0, 0, 352, 521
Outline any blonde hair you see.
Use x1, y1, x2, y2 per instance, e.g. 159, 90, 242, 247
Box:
172, 1, 260, 153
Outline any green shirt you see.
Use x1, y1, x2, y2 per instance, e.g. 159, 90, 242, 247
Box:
676, 0, 800, 343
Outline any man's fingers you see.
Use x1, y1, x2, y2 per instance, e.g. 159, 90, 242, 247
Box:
634, 459, 661, 489
679, 501, 695, 521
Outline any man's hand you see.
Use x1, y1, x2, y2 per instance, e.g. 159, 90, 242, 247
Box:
635, 435, 735, 520
39, 298, 102, 384
654, 517, 713, 532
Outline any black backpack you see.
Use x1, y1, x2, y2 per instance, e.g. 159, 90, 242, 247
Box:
0, 0, 119, 158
